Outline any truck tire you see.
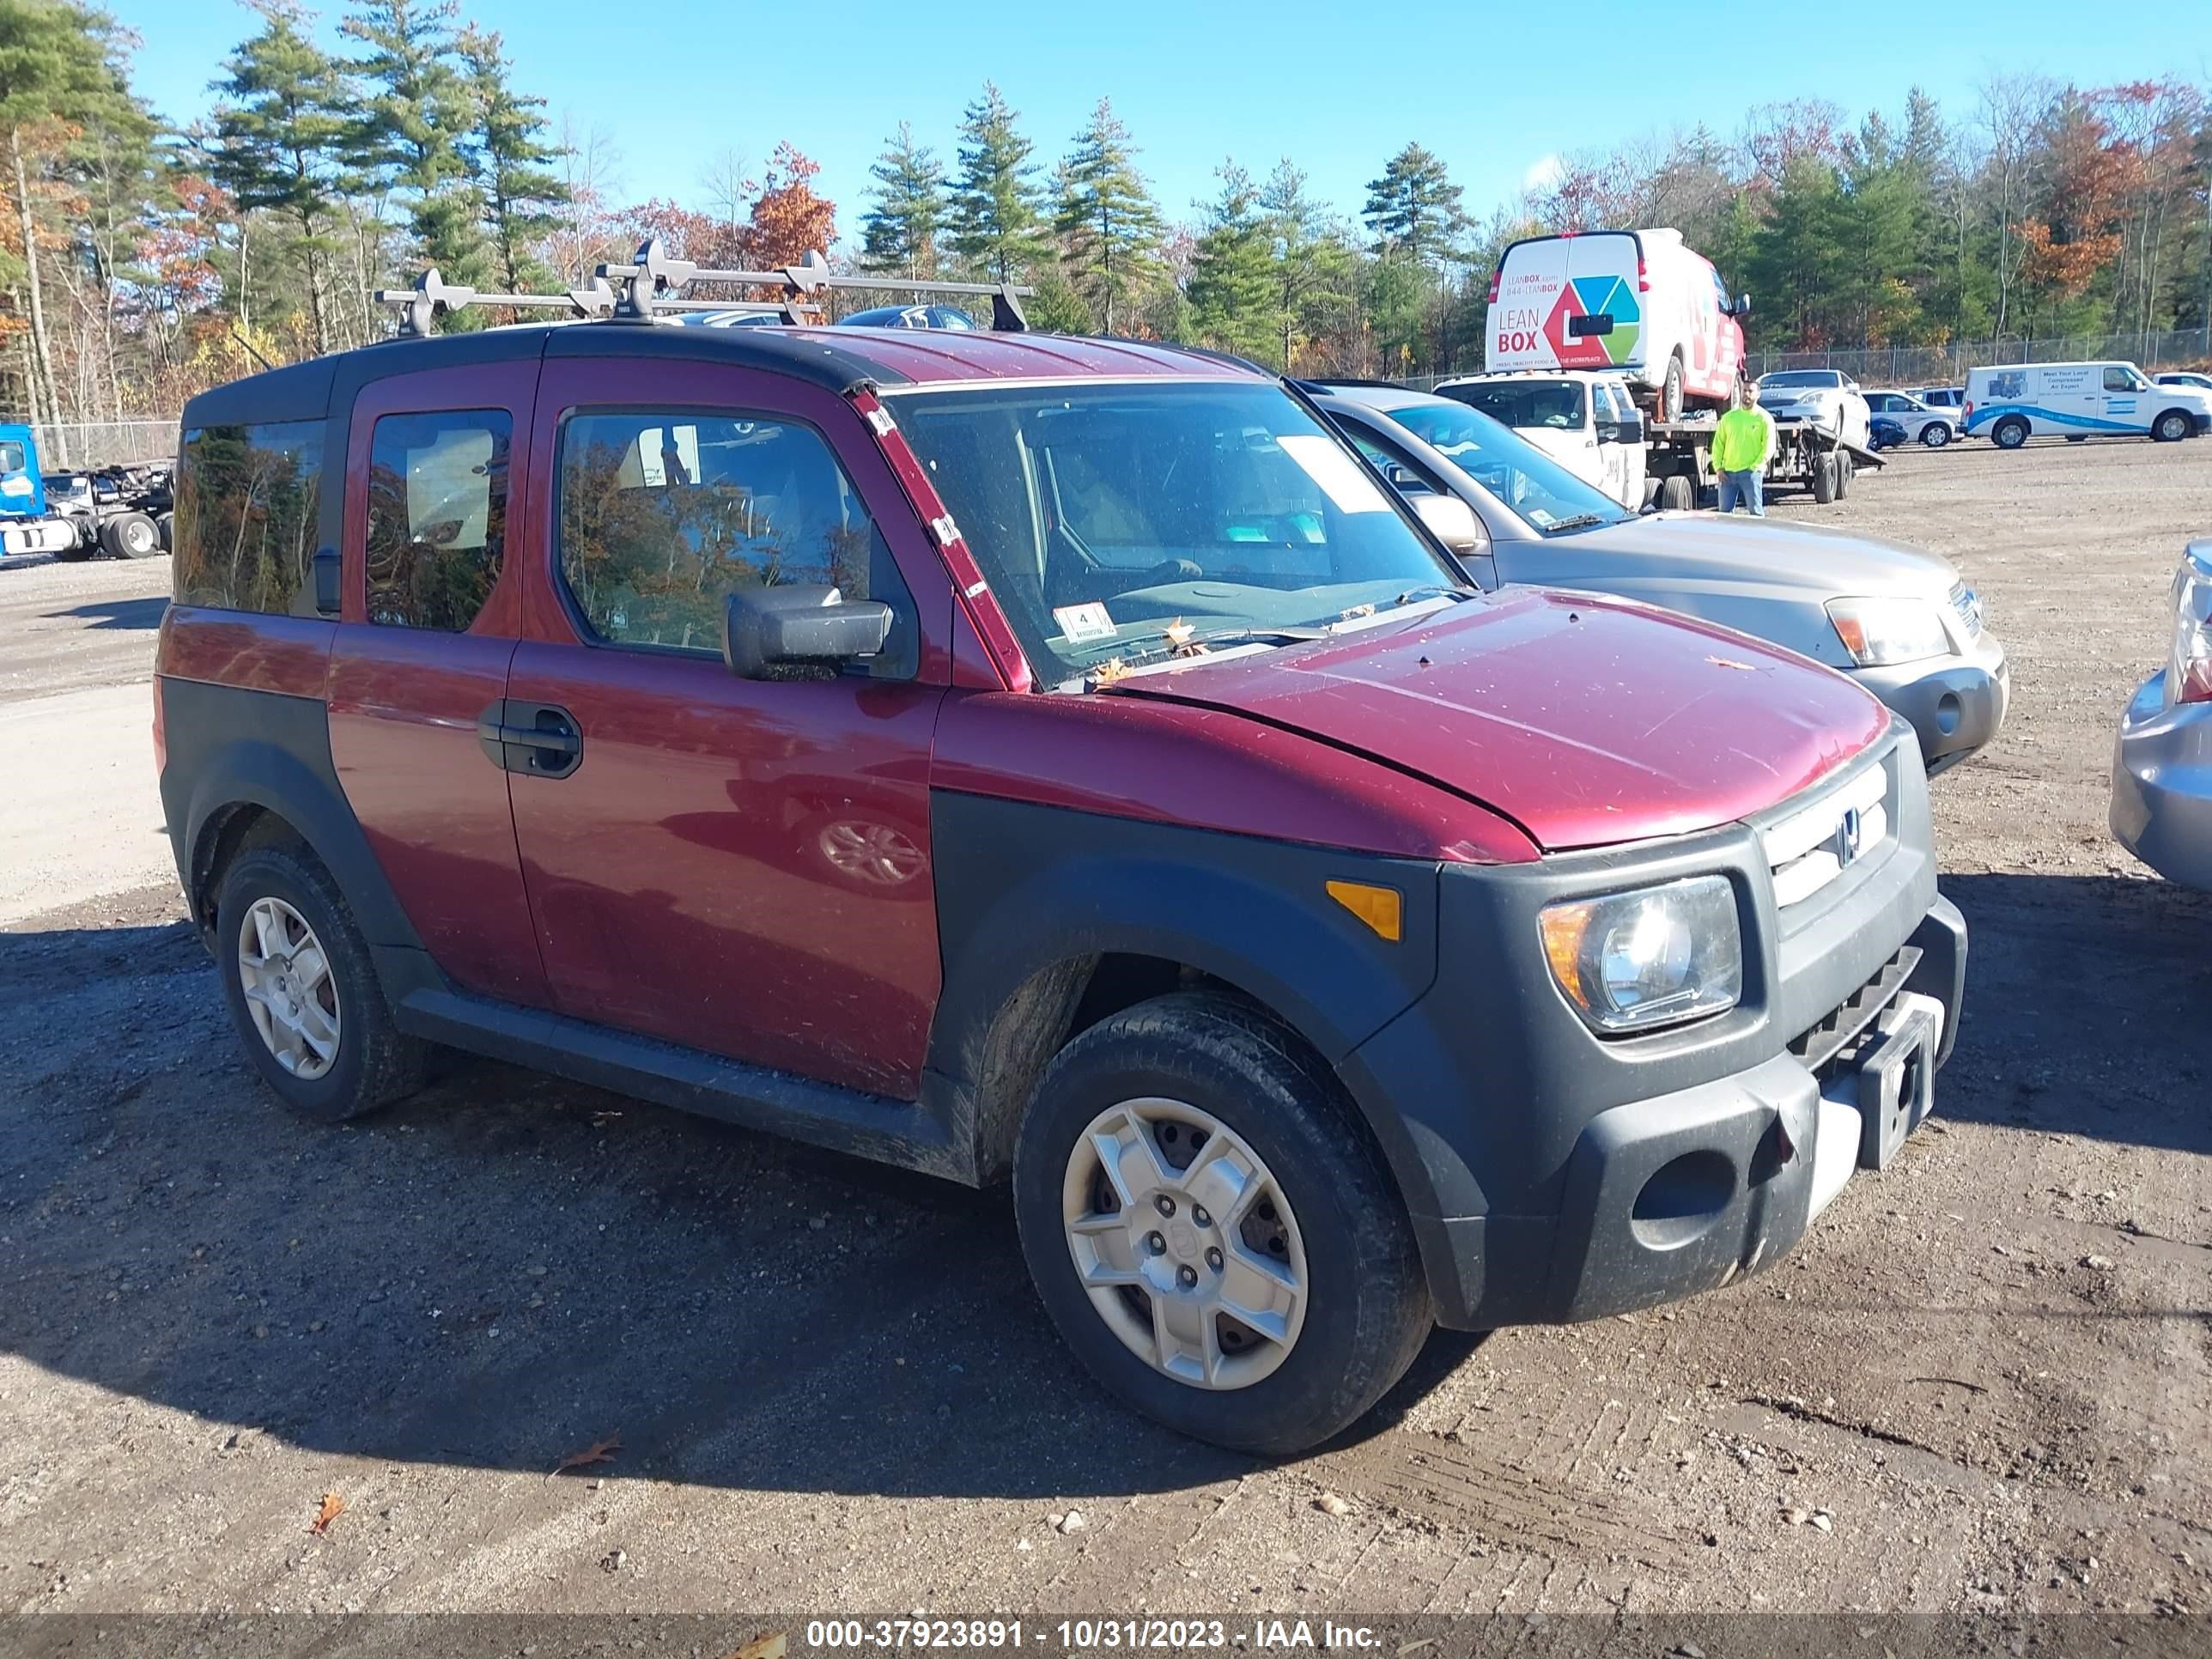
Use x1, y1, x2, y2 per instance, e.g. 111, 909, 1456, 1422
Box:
1012, 992, 1431, 1455
1991, 416, 2030, 451
2153, 410, 2193, 443
98, 510, 162, 558
215, 842, 428, 1124
1656, 473, 1695, 513
1836, 453, 1853, 496
156, 511, 174, 550
1661, 354, 1685, 422
1813, 453, 1838, 503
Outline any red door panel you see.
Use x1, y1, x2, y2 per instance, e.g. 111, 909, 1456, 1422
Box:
506, 358, 952, 1099
325, 361, 550, 1007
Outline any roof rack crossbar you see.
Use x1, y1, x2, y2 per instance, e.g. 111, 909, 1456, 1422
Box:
374, 268, 616, 337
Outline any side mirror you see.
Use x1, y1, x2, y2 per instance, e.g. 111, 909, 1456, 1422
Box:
1595, 420, 1621, 444
1731, 294, 1753, 318
1617, 414, 1645, 444
1382, 460, 1431, 493
1411, 492, 1486, 555
723, 585, 893, 679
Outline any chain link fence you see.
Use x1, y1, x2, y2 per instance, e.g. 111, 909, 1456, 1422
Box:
1, 418, 178, 470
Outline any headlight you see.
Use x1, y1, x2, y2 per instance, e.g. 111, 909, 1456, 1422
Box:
1538, 875, 1742, 1035
1826, 597, 1954, 666
2167, 543, 2212, 707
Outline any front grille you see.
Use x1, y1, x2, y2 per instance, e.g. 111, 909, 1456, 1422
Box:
1790, 945, 1921, 1073
1948, 580, 1983, 640
1762, 759, 1890, 909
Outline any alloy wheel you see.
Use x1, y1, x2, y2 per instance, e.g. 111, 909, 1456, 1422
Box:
237, 896, 341, 1080
817, 819, 925, 885
1060, 1097, 1307, 1389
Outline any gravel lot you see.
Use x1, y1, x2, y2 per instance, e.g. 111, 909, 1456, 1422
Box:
1, 436, 2209, 1622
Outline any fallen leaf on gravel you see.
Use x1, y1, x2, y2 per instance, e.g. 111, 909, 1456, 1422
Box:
728, 1634, 787, 1659
550, 1434, 621, 1479
308, 1492, 345, 1535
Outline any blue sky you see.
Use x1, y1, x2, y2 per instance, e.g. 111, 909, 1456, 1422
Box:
121, 0, 2200, 250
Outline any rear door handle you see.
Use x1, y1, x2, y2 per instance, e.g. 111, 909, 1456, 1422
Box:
477, 700, 583, 779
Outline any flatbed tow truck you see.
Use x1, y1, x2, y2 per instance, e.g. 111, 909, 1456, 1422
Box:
1644, 411, 1884, 510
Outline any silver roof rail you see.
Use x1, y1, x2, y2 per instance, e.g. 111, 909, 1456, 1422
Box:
375, 239, 1034, 337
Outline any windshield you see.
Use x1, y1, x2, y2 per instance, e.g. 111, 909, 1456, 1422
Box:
1759, 371, 1839, 390
1377, 400, 1633, 533
1438, 378, 1587, 430
889, 380, 1467, 684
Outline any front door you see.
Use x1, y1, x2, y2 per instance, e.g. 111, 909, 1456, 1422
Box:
504, 359, 951, 1099
325, 362, 550, 1006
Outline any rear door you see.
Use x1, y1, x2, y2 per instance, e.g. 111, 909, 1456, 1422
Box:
1560, 233, 1644, 375
503, 356, 952, 1099
325, 362, 550, 1006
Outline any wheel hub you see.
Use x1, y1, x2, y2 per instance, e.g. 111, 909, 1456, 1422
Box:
1060, 1097, 1308, 1390
237, 896, 340, 1081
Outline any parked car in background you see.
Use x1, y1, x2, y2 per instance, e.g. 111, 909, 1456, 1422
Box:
1907, 386, 1966, 412
155, 264, 1968, 1456
837, 304, 978, 330
1966, 361, 2212, 447
1429, 369, 1648, 508
2154, 371, 2212, 394
1868, 416, 1908, 452
2112, 540, 2212, 889
1484, 228, 1748, 419
1309, 382, 2008, 775
1755, 370, 1872, 451
1863, 390, 1957, 447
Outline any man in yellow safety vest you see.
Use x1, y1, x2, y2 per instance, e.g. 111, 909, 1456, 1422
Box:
1711, 380, 1775, 516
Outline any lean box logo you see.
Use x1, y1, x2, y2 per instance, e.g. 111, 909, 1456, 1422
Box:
1545, 276, 1642, 369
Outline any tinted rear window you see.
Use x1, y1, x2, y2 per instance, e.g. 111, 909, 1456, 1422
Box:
173, 422, 324, 614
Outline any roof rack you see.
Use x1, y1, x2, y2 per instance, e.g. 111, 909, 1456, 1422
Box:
375, 238, 1035, 338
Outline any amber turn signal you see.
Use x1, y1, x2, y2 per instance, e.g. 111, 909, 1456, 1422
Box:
1326, 879, 1403, 942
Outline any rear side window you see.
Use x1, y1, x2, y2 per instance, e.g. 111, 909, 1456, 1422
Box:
173, 421, 325, 614
554, 409, 913, 672
365, 410, 511, 632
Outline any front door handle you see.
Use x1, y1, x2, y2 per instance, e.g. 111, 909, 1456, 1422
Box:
477, 700, 583, 779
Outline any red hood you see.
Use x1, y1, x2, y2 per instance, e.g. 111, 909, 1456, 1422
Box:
1104, 590, 1890, 851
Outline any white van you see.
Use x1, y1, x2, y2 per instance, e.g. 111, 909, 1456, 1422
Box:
1431, 370, 1650, 508
1485, 228, 1750, 420
1963, 362, 2212, 447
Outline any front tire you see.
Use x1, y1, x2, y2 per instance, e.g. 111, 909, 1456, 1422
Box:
1012, 993, 1431, 1455
216, 843, 426, 1123
1992, 416, 2030, 450
1920, 422, 1951, 448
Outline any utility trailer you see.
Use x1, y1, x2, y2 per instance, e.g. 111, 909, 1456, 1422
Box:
1644, 415, 1884, 510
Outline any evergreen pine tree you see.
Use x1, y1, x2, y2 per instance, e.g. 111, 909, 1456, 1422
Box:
457, 24, 566, 295
946, 82, 1048, 281
1361, 143, 1468, 265
1187, 162, 1278, 362
210, 0, 351, 353
343, 0, 486, 309
859, 122, 945, 277
1052, 98, 1161, 334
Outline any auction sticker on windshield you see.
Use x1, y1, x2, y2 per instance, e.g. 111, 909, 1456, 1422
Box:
1278, 434, 1390, 514
1052, 602, 1116, 643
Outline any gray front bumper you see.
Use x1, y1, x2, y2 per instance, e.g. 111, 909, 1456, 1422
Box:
2112, 667, 2212, 890
1854, 633, 2009, 775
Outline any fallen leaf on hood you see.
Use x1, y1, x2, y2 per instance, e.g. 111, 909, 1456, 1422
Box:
550, 1433, 622, 1479
1163, 618, 1194, 647
1090, 658, 1128, 687
1706, 656, 1756, 671
308, 1491, 345, 1535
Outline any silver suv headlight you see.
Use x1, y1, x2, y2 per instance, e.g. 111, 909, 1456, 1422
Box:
1826, 596, 1954, 666
1539, 875, 1742, 1035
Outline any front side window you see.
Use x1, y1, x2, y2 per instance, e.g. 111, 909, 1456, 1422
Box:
2103, 366, 2147, 392
1383, 400, 1633, 535
0, 441, 23, 472
1441, 378, 1587, 431
365, 410, 511, 632
173, 419, 325, 614
890, 380, 1466, 684
556, 410, 908, 667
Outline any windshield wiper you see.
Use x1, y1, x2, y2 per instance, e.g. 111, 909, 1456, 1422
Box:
1541, 513, 1615, 532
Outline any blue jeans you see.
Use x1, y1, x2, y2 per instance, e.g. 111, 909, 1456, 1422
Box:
1718, 469, 1764, 515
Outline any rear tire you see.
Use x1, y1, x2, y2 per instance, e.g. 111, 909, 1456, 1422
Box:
1992, 416, 2030, 451
156, 510, 174, 550
2153, 410, 2192, 443
98, 510, 161, 558
1656, 473, 1695, 513
1660, 354, 1685, 422
1813, 453, 1838, 503
1012, 993, 1431, 1455
215, 843, 427, 1124
1920, 423, 1951, 448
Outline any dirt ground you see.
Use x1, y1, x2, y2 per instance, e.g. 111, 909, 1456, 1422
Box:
1, 436, 2208, 1626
